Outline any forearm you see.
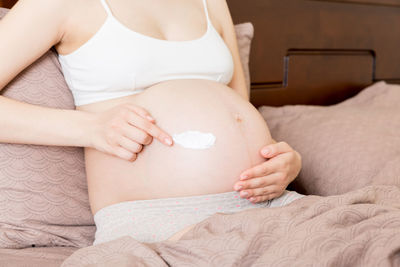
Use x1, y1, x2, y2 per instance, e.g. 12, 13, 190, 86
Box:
0, 95, 94, 147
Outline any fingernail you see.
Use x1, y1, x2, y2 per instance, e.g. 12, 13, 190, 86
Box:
240, 174, 248, 180
241, 191, 249, 197
165, 138, 172, 146
146, 115, 155, 121
234, 185, 242, 191
249, 197, 255, 202
262, 148, 270, 156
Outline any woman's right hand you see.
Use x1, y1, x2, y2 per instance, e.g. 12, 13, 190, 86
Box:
89, 103, 173, 161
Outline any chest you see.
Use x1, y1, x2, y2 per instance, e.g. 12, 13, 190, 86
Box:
56, 0, 223, 56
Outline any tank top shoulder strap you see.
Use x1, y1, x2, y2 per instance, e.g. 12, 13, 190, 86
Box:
201, 0, 211, 24
99, 0, 113, 17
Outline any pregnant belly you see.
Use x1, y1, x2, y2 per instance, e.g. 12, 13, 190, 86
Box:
82, 79, 273, 215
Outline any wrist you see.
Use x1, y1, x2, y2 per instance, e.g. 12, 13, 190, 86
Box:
77, 110, 97, 148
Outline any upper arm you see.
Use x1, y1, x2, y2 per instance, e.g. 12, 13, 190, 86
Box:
0, 0, 71, 91
208, 0, 248, 100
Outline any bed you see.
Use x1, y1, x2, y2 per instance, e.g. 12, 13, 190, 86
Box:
0, 0, 399, 266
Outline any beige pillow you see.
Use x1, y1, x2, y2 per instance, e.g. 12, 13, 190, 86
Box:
259, 81, 400, 196
0, 7, 95, 249
234, 22, 254, 96
0, 6, 254, 248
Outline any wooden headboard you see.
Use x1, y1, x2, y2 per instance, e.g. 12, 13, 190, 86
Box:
227, 0, 400, 107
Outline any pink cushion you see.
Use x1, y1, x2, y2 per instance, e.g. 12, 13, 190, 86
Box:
0, 7, 254, 248
234, 22, 254, 96
259, 81, 400, 196
0, 7, 94, 249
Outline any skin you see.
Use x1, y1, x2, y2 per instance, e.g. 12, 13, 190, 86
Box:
235, 140, 302, 203
0, 0, 301, 205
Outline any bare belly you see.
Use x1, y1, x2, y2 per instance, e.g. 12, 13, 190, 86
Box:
78, 79, 273, 217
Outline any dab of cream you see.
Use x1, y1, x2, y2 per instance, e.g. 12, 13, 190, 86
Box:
172, 130, 216, 149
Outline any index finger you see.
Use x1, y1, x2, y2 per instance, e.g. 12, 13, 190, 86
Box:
261, 141, 292, 158
126, 111, 173, 146
124, 103, 156, 122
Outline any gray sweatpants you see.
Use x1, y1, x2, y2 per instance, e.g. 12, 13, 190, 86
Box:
93, 190, 305, 245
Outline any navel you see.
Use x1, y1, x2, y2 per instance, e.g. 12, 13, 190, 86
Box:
234, 113, 242, 123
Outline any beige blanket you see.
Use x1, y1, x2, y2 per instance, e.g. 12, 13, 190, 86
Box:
61, 185, 400, 267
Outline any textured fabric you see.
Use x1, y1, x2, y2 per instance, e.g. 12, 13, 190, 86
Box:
58, 0, 235, 106
0, 7, 95, 249
0, 246, 78, 267
62, 185, 400, 267
93, 190, 304, 245
0, 6, 254, 249
259, 81, 400, 196
234, 22, 254, 97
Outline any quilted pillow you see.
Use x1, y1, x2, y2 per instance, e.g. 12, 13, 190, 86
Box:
234, 22, 254, 97
0, 6, 255, 248
259, 81, 400, 196
0, 7, 95, 248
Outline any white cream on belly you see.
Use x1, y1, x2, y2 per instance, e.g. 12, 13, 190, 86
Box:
172, 130, 216, 149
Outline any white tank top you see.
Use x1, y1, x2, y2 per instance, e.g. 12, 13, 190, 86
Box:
58, 0, 234, 106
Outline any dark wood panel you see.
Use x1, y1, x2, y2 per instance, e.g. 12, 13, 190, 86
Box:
227, 0, 400, 107
0, 0, 17, 8
251, 49, 374, 107
315, 0, 400, 7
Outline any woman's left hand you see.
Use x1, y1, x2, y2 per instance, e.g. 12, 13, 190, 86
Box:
233, 141, 302, 203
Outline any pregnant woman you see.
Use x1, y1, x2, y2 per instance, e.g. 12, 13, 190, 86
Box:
0, 0, 304, 244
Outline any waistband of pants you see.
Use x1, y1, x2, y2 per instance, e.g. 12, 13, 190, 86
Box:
92, 190, 305, 244
94, 190, 268, 220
